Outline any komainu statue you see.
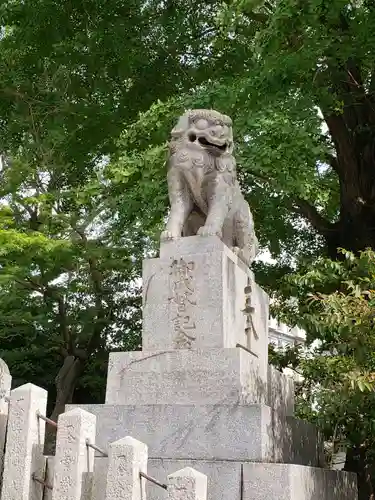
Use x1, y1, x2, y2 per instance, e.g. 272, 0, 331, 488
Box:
161, 109, 259, 266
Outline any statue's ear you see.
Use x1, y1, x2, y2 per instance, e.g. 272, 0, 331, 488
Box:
171, 112, 190, 137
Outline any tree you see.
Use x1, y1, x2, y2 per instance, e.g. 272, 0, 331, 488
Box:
103, 3, 375, 498
215, 0, 375, 257
2, 1, 375, 493
0, 0, 231, 447
0, 158, 145, 449
268, 249, 375, 500
112, 0, 375, 259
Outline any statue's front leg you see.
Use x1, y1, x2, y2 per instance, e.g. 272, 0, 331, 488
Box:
198, 176, 231, 238
161, 169, 193, 241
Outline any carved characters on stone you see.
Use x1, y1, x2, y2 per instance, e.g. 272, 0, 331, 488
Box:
169, 258, 197, 348
243, 279, 258, 352
161, 109, 259, 266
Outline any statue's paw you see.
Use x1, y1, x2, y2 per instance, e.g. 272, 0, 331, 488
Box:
197, 226, 222, 238
160, 230, 179, 241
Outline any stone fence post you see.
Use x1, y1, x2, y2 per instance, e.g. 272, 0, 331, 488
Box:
167, 467, 207, 500
52, 408, 96, 500
105, 436, 148, 500
0, 359, 11, 482
0, 383, 47, 500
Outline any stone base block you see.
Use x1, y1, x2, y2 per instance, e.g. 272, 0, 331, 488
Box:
268, 365, 294, 416
242, 463, 357, 500
66, 403, 323, 467
105, 348, 266, 406
147, 460, 357, 500
143, 236, 269, 382
46, 457, 357, 500
45, 458, 94, 500
106, 349, 294, 415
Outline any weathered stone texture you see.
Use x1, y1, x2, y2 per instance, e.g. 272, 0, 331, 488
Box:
167, 467, 207, 500
66, 403, 323, 467
161, 109, 258, 267
145, 238, 267, 354
267, 365, 295, 416
0, 359, 11, 485
52, 408, 96, 500
242, 463, 357, 500
1, 383, 47, 500
105, 348, 265, 406
105, 436, 148, 500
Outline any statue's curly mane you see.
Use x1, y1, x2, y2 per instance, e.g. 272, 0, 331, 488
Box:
168, 109, 236, 175
187, 109, 232, 127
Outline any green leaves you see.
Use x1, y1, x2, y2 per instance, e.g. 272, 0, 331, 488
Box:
1, 0, 375, 481
0, 0, 219, 411
270, 248, 375, 472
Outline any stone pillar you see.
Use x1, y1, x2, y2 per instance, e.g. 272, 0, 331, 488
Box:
0, 359, 11, 481
105, 236, 270, 406
1, 383, 47, 500
142, 236, 269, 379
167, 467, 207, 500
52, 408, 96, 500
105, 436, 148, 500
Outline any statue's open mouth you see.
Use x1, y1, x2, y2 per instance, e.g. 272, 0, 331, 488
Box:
197, 137, 227, 151
188, 131, 228, 152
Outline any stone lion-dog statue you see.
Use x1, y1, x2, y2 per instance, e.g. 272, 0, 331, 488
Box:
161, 109, 259, 266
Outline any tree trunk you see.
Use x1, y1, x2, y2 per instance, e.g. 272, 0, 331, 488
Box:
344, 446, 375, 500
326, 201, 375, 258
44, 356, 84, 455
322, 105, 375, 256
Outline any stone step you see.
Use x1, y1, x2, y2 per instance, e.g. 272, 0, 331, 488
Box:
105, 348, 294, 415
46, 457, 356, 500
105, 348, 265, 406
146, 460, 357, 500
242, 463, 357, 500
66, 403, 323, 467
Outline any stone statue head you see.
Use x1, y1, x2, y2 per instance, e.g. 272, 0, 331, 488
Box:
170, 109, 234, 157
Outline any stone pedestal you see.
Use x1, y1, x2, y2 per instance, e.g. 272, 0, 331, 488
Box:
68, 236, 357, 500
66, 403, 323, 466
142, 237, 269, 383
105, 348, 266, 406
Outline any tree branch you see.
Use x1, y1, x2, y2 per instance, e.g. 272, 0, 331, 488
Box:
15, 276, 75, 356
245, 167, 272, 182
14, 278, 42, 293
323, 112, 352, 151
72, 226, 108, 354
243, 167, 338, 237
292, 197, 337, 236
55, 294, 72, 355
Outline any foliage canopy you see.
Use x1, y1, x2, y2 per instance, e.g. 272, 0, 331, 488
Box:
2, 1, 375, 495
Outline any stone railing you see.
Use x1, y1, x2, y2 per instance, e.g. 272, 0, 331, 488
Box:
0, 360, 207, 500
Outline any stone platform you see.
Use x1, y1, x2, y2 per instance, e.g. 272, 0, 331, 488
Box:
148, 461, 357, 500
105, 348, 265, 406
66, 402, 323, 466
45, 457, 357, 500
67, 236, 357, 499
142, 237, 269, 382
105, 349, 294, 413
